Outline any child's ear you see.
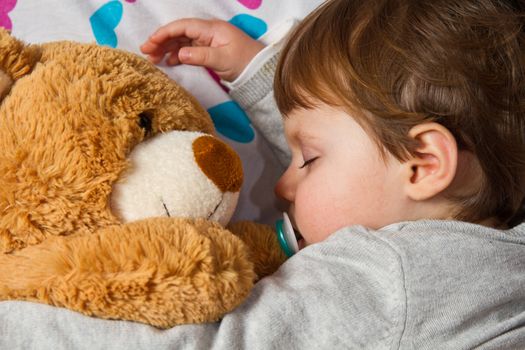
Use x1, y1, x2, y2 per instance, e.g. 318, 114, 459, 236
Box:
402, 123, 458, 201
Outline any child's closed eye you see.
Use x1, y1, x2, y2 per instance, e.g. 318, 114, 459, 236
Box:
299, 156, 319, 169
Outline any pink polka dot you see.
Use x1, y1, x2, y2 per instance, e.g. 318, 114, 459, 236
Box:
0, 0, 17, 30
237, 0, 262, 10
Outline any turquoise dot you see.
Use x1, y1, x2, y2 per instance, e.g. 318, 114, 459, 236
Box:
228, 14, 267, 40
90, 1, 123, 48
208, 101, 254, 143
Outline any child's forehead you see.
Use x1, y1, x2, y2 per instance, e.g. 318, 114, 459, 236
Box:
284, 124, 321, 143
283, 109, 321, 140
283, 105, 359, 140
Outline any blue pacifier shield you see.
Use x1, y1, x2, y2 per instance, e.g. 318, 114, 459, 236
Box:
275, 212, 299, 257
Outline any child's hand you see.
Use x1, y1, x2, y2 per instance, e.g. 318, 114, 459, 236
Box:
140, 18, 265, 82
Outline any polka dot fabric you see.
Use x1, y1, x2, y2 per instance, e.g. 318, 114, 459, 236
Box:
4, 0, 324, 224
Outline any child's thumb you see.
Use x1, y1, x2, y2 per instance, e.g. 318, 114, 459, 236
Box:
179, 47, 221, 70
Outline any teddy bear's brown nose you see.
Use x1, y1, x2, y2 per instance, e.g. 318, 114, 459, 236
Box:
192, 135, 243, 193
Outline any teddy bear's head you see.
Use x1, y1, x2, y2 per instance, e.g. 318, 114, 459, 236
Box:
0, 29, 243, 253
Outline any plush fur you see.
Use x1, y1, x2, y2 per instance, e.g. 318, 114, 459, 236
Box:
0, 29, 286, 328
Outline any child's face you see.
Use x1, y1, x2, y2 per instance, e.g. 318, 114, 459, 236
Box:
275, 103, 406, 247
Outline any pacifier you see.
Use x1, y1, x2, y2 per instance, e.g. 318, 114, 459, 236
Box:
275, 212, 299, 257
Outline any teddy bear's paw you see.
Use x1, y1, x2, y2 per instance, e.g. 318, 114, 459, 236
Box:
0, 217, 257, 328
228, 221, 287, 280
90, 218, 257, 327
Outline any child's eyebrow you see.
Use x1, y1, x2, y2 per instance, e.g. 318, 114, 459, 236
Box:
295, 130, 320, 142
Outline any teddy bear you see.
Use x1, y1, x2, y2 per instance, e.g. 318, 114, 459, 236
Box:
0, 29, 286, 329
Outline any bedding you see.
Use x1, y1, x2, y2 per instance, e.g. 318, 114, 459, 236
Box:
0, 0, 324, 345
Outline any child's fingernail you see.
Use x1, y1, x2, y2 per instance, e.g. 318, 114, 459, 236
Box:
179, 49, 191, 61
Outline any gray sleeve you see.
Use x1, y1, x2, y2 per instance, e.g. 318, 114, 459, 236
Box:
0, 227, 406, 350
228, 53, 291, 168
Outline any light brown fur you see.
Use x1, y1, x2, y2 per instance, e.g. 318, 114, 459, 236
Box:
0, 30, 286, 328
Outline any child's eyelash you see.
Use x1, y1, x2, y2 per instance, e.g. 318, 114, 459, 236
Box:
299, 157, 319, 169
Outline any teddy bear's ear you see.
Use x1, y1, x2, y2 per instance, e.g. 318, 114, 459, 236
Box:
0, 28, 41, 99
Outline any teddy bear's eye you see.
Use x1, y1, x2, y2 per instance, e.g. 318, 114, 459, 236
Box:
138, 111, 153, 135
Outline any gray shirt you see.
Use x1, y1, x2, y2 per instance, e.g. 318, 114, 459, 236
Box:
2, 52, 525, 350
2, 221, 525, 349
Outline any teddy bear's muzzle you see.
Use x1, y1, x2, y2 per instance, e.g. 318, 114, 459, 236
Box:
110, 130, 242, 227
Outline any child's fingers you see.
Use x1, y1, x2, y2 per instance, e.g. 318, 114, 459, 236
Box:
165, 52, 178, 66
141, 37, 192, 65
141, 36, 187, 56
178, 46, 224, 71
166, 43, 190, 66
139, 40, 159, 54
149, 18, 214, 48
146, 53, 164, 64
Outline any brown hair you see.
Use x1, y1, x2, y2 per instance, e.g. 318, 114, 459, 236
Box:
274, 0, 525, 226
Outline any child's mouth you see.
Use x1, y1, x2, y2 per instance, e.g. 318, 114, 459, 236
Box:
294, 227, 306, 249
297, 238, 306, 250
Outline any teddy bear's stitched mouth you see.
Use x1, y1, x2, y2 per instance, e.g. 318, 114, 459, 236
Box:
160, 196, 223, 220
162, 201, 171, 217
207, 196, 223, 220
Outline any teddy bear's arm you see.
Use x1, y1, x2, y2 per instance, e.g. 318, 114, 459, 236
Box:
227, 221, 287, 281
0, 218, 256, 328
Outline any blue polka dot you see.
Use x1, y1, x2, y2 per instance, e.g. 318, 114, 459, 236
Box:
90, 1, 123, 48
208, 101, 255, 143
228, 14, 267, 39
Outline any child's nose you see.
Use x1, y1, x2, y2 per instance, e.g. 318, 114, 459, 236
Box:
274, 169, 295, 202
